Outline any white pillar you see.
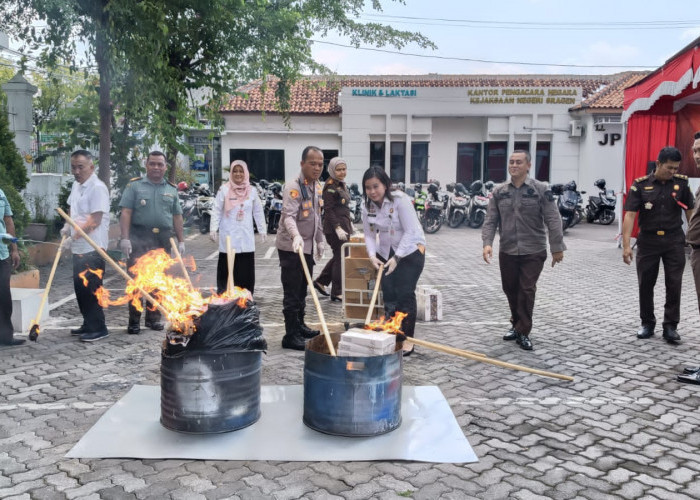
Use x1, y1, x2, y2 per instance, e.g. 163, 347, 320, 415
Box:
2, 73, 38, 177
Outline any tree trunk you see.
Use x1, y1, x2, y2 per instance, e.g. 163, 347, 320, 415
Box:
166, 98, 179, 184
96, 28, 112, 189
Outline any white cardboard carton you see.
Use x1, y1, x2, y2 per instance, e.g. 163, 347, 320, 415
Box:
340, 328, 396, 351
417, 286, 443, 321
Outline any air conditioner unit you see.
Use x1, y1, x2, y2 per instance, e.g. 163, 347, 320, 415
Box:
568, 120, 583, 138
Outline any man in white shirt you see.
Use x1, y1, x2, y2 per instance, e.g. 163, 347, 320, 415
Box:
60, 150, 111, 342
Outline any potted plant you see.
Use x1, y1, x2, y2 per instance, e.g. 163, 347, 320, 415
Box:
10, 245, 40, 288
24, 193, 52, 242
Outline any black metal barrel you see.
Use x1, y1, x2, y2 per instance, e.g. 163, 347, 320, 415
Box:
160, 349, 262, 434
303, 333, 403, 436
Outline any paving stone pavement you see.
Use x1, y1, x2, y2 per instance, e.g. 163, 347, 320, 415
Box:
2, 221, 700, 499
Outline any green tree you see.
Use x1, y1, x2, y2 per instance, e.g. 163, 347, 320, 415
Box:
0, 90, 30, 236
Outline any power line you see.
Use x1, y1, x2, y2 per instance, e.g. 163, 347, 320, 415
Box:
311, 40, 655, 69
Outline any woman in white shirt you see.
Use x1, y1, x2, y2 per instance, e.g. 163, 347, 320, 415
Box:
362, 166, 426, 356
210, 160, 267, 294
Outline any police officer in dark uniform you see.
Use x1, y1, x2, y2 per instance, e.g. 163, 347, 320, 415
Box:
622, 146, 694, 344
119, 151, 185, 334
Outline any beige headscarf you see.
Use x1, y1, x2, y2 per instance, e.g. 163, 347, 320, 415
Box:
327, 157, 347, 182
224, 160, 251, 213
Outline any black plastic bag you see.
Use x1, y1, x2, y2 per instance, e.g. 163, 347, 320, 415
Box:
164, 299, 266, 356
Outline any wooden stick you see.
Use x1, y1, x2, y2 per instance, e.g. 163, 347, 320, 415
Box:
28, 235, 67, 336
170, 237, 193, 290
364, 264, 384, 324
297, 246, 336, 356
402, 336, 572, 381
56, 208, 171, 319
226, 235, 235, 293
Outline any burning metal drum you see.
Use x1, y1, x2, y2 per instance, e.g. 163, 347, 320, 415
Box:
303, 333, 403, 436
160, 349, 262, 434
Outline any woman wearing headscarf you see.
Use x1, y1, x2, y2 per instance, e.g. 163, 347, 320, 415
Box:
210, 160, 267, 294
314, 157, 353, 301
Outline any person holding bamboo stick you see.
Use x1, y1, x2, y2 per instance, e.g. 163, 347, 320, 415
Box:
362, 166, 426, 356
0, 187, 24, 346
210, 160, 266, 294
59, 150, 111, 342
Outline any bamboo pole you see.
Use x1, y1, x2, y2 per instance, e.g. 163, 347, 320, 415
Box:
28, 235, 67, 340
170, 237, 193, 290
364, 264, 384, 325
56, 208, 171, 319
225, 236, 235, 293
297, 247, 336, 356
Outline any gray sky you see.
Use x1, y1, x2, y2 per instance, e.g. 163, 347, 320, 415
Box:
312, 0, 700, 75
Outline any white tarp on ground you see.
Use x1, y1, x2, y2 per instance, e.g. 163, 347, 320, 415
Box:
66, 385, 478, 463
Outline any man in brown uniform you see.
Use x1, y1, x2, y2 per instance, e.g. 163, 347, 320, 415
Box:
276, 146, 326, 350
482, 150, 565, 351
622, 146, 694, 344
678, 132, 700, 384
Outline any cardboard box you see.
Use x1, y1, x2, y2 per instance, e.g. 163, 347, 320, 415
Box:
345, 305, 383, 322
344, 257, 375, 280
341, 328, 396, 352
417, 287, 443, 321
345, 278, 370, 291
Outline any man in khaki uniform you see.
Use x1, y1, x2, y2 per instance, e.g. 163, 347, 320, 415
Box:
119, 151, 185, 335
276, 146, 326, 350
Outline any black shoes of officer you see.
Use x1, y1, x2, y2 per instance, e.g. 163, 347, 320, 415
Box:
683, 366, 700, 374
298, 312, 320, 339
71, 326, 87, 336
145, 320, 165, 331
313, 281, 330, 297
662, 326, 681, 344
516, 332, 533, 351
282, 312, 307, 350
503, 328, 518, 341
282, 334, 306, 351
678, 370, 700, 385
80, 329, 109, 342
0, 337, 26, 346
127, 323, 140, 335
636, 324, 654, 339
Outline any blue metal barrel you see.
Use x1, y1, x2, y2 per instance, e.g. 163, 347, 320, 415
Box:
303, 333, 403, 436
160, 349, 262, 434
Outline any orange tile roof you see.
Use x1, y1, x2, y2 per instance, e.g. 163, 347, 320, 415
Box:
221, 74, 630, 115
573, 71, 651, 111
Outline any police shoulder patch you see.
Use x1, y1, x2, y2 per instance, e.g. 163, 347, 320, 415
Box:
326, 179, 334, 185
290, 189, 299, 199
326, 188, 336, 193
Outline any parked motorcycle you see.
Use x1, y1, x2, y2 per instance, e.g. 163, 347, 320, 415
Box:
552, 181, 585, 231
423, 183, 446, 234
196, 183, 214, 234
348, 183, 362, 224
465, 180, 489, 228
584, 178, 616, 225
265, 182, 283, 234
447, 182, 470, 228
412, 183, 427, 225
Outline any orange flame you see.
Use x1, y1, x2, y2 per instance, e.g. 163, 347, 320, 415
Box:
78, 268, 104, 287
90, 248, 251, 336
365, 311, 408, 334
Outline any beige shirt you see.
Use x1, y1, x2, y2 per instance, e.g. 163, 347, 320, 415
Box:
686, 185, 700, 246
482, 177, 566, 255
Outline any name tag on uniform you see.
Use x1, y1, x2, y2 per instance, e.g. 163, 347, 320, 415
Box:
644, 186, 654, 190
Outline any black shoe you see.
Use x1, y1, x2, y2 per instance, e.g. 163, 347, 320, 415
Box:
282, 334, 306, 351
403, 346, 415, 357
516, 333, 533, 351
678, 371, 700, 385
145, 321, 165, 331
636, 325, 655, 339
299, 323, 320, 339
70, 326, 87, 336
662, 327, 681, 344
127, 324, 141, 335
80, 330, 109, 342
0, 338, 26, 346
330, 295, 342, 302
503, 328, 517, 341
683, 366, 700, 374
313, 281, 329, 297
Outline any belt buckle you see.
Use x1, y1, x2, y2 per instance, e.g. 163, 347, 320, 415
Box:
657, 230, 665, 236
152, 228, 160, 234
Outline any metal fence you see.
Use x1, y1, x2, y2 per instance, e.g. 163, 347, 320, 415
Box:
31, 151, 72, 174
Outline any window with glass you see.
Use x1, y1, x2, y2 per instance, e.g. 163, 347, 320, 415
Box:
410, 142, 429, 183
456, 143, 482, 185
320, 149, 339, 181
484, 142, 508, 182
390, 142, 406, 182
230, 149, 284, 182
370, 141, 386, 170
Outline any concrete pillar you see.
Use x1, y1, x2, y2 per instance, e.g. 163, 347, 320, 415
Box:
2, 72, 38, 177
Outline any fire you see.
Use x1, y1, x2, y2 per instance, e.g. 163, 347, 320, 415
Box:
78, 268, 104, 287
91, 248, 251, 337
365, 311, 408, 334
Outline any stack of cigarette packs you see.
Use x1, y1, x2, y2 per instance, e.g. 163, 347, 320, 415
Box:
337, 328, 397, 357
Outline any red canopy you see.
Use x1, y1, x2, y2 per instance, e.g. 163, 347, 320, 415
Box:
623, 38, 700, 189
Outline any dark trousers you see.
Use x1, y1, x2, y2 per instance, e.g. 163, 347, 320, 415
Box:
636, 232, 686, 328
128, 227, 171, 325
499, 251, 547, 336
380, 249, 425, 338
0, 257, 14, 342
279, 249, 314, 316
691, 247, 700, 315
217, 252, 256, 295
73, 252, 107, 332
315, 231, 343, 296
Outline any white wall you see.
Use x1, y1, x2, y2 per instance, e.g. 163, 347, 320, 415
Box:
577, 115, 625, 202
